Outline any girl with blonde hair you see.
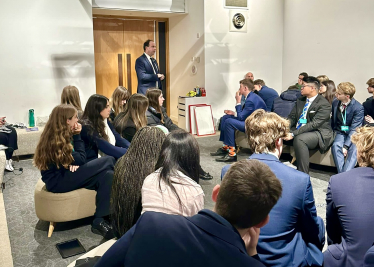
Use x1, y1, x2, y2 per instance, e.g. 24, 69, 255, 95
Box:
114, 94, 149, 142
109, 86, 131, 122
34, 104, 116, 239
61, 85, 83, 118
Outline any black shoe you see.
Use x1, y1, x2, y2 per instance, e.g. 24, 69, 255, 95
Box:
210, 148, 228, 156
91, 220, 115, 240
215, 154, 237, 162
200, 172, 213, 180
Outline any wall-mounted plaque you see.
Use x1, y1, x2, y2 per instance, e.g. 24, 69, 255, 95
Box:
225, 0, 248, 9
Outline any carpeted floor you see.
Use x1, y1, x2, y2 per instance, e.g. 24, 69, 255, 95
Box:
2, 135, 336, 267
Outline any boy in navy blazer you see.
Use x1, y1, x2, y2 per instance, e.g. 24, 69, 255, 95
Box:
135, 39, 165, 95
331, 82, 364, 173
253, 79, 279, 112
95, 159, 282, 267
221, 110, 325, 267
211, 78, 266, 162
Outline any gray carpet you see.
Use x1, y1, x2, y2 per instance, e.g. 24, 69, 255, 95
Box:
2, 136, 336, 267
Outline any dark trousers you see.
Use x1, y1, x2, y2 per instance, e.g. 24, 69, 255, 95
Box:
50, 157, 115, 219
0, 126, 18, 160
219, 115, 245, 147
284, 132, 319, 174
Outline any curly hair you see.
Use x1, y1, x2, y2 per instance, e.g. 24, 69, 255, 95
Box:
110, 86, 131, 118
245, 109, 290, 154
351, 127, 374, 168
33, 104, 76, 170
110, 126, 166, 237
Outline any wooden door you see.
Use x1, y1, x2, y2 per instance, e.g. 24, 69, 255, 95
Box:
93, 18, 124, 97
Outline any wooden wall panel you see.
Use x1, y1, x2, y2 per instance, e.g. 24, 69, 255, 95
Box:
93, 18, 124, 98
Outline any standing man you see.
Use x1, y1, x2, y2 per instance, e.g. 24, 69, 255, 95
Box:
211, 79, 266, 162
331, 82, 363, 173
135, 40, 165, 95
253, 79, 279, 112
284, 76, 334, 174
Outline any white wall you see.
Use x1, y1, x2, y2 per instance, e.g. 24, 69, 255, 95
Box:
204, 0, 284, 121
169, 0, 205, 121
283, 0, 374, 103
0, 0, 96, 123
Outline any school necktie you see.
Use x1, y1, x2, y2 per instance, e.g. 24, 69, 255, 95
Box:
296, 99, 310, 129
151, 58, 159, 73
340, 103, 347, 113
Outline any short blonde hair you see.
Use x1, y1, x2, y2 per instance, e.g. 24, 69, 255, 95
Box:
245, 110, 290, 153
337, 82, 356, 99
352, 127, 374, 168
317, 75, 329, 83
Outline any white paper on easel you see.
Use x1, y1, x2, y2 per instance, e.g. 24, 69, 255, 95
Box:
195, 106, 215, 135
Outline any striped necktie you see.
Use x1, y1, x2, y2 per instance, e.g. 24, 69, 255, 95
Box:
296, 99, 310, 129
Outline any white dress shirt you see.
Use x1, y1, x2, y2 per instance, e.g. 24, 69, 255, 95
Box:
144, 53, 158, 88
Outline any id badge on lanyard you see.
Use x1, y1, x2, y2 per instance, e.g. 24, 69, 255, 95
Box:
340, 110, 349, 132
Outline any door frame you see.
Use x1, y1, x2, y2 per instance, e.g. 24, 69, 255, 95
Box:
92, 15, 170, 116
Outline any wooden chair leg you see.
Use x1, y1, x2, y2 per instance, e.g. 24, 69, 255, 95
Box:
48, 222, 56, 238
291, 157, 296, 164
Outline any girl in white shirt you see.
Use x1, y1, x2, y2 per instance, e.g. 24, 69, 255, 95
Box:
142, 130, 204, 216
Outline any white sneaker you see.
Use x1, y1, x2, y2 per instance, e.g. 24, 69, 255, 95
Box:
5, 160, 14, 172
9, 159, 13, 166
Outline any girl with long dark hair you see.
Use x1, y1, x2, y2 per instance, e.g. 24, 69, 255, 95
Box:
80, 94, 130, 162
321, 80, 336, 104
114, 94, 149, 142
141, 130, 204, 216
34, 104, 115, 239
111, 126, 166, 237
146, 88, 213, 180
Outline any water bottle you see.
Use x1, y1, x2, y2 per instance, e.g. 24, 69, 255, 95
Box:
29, 109, 35, 127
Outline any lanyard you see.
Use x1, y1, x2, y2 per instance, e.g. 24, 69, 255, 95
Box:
341, 108, 346, 126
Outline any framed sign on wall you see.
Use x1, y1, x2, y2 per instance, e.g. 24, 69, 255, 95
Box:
224, 0, 248, 9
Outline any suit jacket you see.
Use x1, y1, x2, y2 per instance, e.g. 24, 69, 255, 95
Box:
364, 245, 374, 267
324, 167, 374, 267
221, 154, 324, 267
80, 120, 129, 162
288, 94, 334, 153
363, 98, 374, 125
257, 85, 279, 112
95, 210, 265, 267
331, 98, 364, 148
135, 53, 162, 95
235, 91, 266, 121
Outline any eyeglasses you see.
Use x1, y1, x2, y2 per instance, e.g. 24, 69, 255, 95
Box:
301, 85, 315, 89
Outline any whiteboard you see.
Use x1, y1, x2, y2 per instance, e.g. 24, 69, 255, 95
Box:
194, 105, 215, 136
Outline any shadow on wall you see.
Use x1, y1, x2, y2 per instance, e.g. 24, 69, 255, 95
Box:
51, 53, 95, 97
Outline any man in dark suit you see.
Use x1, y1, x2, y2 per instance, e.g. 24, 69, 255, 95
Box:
211, 78, 266, 162
94, 159, 282, 267
221, 110, 325, 267
331, 82, 364, 173
253, 79, 279, 112
284, 76, 334, 174
135, 39, 165, 95
324, 126, 374, 267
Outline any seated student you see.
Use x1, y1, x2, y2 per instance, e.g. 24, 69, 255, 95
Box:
221, 110, 325, 267
331, 82, 364, 173
142, 130, 204, 217
272, 85, 302, 118
109, 86, 131, 123
146, 88, 213, 180
324, 126, 374, 267
320, 80, 336, 104
210, 78, 266, 162
94, 159, 282, 267
34, 104, 116, 239
295, 72, 308, 89
241, 72, 255, 105
80, 94, 129, 162
0, 116, 18, 171
284, 76, 334, 174
363, 78, 374, 125
317, 74, 329, 84
253, 79, 279, 112
111, 126, 166, 238
114, 94, 148, 142
364, 246, 374, 267
61, 85, 84, 118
